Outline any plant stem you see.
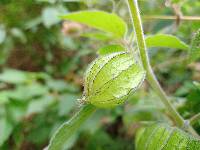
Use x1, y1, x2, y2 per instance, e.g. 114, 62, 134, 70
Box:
143, 15, 200, 21
126, 0, 198, 136
190, 113, 200, 126
48, 104, 96, 150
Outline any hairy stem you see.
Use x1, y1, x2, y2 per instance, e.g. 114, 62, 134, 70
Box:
190, 113, 200, 126
126, 0, 198, 136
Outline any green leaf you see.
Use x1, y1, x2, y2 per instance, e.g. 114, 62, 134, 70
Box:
0, 26, 6, 44
189, 29, 200, 62
26, 95, 54, 115
24, 17, 42, 29
46, 79, 78, 93
145, 34, 189, 50
0, 91, 11, 105
0, 69, 28, 84
97, 44, 125, 55
10, 82, 48, 100
48, 104, 96, 150
81, 32, 113, 41
42, 6, 67, 28
42, 7, 60, 28
60, 11, 127, 38
0, 69, 48, 84
58, 94, 78, 116
61, 134, 78, 150
86, 130, 118, 149
6, 100, 28, 123
37, 0, 57, 3
194, 81, 200, 90
10, 28, 27, 43
0, 118, 13, 146
171, 0, 184, 4
136, 123, 200, 150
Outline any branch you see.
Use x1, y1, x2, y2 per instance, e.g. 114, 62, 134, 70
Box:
143, 15, 200, 21
190, 113, 200, 125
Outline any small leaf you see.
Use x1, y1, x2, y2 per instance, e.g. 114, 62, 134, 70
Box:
171, 0, 186, 4
0, 118, 13, 146
47, 79, 78, 93
97, 44, 125, 55
60, 11, 127, 38
25, 17, 42, 29
58, 94, 78, 116
10, 82, 48, 100
145, 34, 189, 50
0, 26, 6, 44
136, 123, 200, 150
42, 7, 60, 28
0, 69, 48, 84
26, 95, 54, 115
193, 81, 200, 90
37, 0, 57, 3
6, 100, 28, 123
0, 69, 28, 84
42, 6, 67, 28
189, 29, 200, 62
10, 28, 27, 43
48, 104, 96, 150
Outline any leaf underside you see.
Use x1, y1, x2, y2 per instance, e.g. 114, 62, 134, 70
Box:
60, 10, 127, 38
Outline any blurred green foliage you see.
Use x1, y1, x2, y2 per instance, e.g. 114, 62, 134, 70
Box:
0, 0, 199, 149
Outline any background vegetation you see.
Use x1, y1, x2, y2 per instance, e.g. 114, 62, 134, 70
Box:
0, 0, 199, 149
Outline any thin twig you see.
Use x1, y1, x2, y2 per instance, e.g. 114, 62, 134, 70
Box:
165, 0, 183, 25
190, 113, 200, 125
143, 15, 200, 21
